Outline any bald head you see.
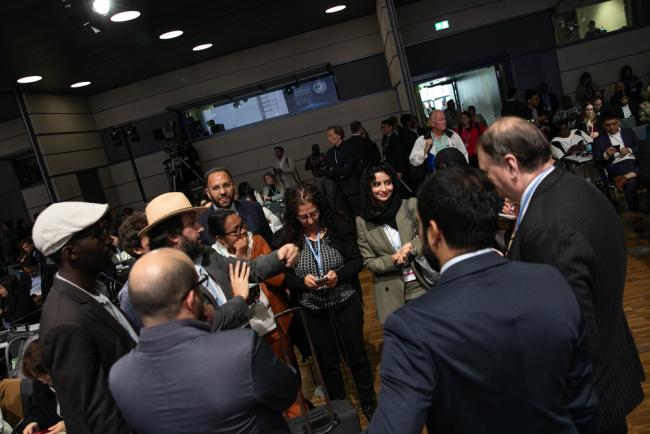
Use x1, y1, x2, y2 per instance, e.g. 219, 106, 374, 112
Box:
129, 248, 198, 325
478, 117, 550, 172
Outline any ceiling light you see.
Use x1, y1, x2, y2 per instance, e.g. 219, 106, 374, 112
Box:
325, 5, 346, 13
192, 43, 213, 51
70, 81, 92, 88
159, 30, 183, 40
17, 76, 42, 84
110, 10, 141, 22
92, 0, 111, 15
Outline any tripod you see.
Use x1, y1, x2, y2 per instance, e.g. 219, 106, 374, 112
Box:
164, 150, 204, 192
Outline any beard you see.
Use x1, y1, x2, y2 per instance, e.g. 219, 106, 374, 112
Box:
421, 228, 441, 272
178, 234, 201, 260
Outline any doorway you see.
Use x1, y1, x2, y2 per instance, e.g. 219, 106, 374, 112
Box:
416, 65, 504, 125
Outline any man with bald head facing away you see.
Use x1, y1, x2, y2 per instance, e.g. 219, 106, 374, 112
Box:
109, 248, 299, 434
478, 117, 644, 434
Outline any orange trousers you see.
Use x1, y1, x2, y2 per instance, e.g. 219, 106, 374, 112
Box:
264, 328, 306, 420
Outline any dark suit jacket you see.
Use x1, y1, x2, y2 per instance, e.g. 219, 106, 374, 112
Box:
19, 264, 56, 301
501, 99, 529, 119
118, 246, 283, 333
593, 127, 640, 172
40, 276, 136, 434
508, 168, 644, 429
0, 284, 38, 325
198, 200, 273, 246
367, 252, 598, 434
24, 380, 61, 429
382, 133, 405, 173
347, 134, 381, 168
109, 319, 298, 434
325, 141, 362, 197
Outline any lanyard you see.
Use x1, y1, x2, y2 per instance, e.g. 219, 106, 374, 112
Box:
514, 166, 554, 233
304, 229, 324, 277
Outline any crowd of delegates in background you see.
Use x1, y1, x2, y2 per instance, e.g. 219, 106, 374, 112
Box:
0, 63, 646, 434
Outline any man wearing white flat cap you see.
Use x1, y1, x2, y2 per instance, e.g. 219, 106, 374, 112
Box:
130, 192, 299, 332
33, 201, 137, 434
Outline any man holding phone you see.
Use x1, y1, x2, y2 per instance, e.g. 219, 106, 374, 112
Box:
593, 111, 643, 232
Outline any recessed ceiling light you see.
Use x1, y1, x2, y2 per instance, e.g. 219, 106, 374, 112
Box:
17, 76, 42, 84
70, 81, 92, 88
192, 43, 213, 51
159, 30, 183, 40
92, 0, 111, 15
110, 10, 141, 22
325, 5, 346, 13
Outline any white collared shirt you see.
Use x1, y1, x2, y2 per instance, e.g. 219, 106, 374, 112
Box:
605, 129, 635, 165
516, 166, 555, 228
55, 274, 138, 342
440, 248, 499, 275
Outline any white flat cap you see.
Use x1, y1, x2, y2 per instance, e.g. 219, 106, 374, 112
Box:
33, 202, 109, 257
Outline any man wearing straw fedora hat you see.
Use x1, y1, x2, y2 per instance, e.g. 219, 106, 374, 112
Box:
137, 192, 299, 332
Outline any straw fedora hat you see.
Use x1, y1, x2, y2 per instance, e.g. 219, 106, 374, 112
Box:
139, 192, 207, 236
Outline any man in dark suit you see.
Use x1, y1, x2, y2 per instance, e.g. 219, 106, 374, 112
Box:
593, 112, 643, 232
380, 118, 405, 177
325, 125, 363, 217
32, 202, 138, 434
367, 166, 598, 434
348, 120, 381, 169
110, 248, 298, 434
478, 117, 644, 434
18, 255, 56, 306
501, 88, 529, 119
198, 167, 273, 245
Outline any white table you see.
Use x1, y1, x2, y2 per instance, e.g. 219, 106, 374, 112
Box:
563, 154, 593, 179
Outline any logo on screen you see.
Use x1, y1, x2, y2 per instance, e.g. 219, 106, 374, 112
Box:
313, 80, 327, 94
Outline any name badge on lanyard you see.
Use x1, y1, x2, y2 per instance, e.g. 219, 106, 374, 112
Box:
305, 229, 324, 277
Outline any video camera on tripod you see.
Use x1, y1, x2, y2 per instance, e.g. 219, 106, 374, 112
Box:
153, 121, 204, 193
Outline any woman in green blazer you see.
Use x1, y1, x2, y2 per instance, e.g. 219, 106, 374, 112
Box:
356, 163, 429, 323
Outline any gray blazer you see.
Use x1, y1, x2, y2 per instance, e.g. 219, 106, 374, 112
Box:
356, 198, 426, 323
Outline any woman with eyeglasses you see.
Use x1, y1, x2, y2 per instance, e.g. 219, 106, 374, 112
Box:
576, 101, 601, 139
208, 210, 303, 419
276, 183, 377, 420
356, 163, 429, 324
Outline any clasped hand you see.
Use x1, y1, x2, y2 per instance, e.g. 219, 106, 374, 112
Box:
304, 270, 337, 289
392, 242, 414, 267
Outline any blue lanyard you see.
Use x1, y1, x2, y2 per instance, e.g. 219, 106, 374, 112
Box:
304, 229, 324, 277
514, 166, 554, 232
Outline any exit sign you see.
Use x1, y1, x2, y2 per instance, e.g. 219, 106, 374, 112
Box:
435, 20, 449, 31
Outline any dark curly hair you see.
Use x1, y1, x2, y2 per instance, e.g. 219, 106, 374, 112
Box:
117, 212, 148, 256
280, 183, 344, 247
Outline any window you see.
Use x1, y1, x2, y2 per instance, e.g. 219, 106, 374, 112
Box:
11, 153, 43, 188
553, 0, 634, 45
181, 74, 338, 140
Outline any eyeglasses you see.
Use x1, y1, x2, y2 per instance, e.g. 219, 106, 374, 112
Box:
297, 209, 320, 223
225, 223, 247, 236
180, 275, 209, 302
584, 107, 594, 111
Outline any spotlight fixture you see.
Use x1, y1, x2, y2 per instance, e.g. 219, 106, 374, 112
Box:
192, 43, 213, 51
17, 76, 42, 84
159, 30, 183, 40
110, 10, 141, 22
70, 81, 92, 88
325, 5, 346, 13
92, 0, 111, 15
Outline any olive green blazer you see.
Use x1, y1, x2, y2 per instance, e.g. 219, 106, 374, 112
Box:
356, 198, 427, 323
